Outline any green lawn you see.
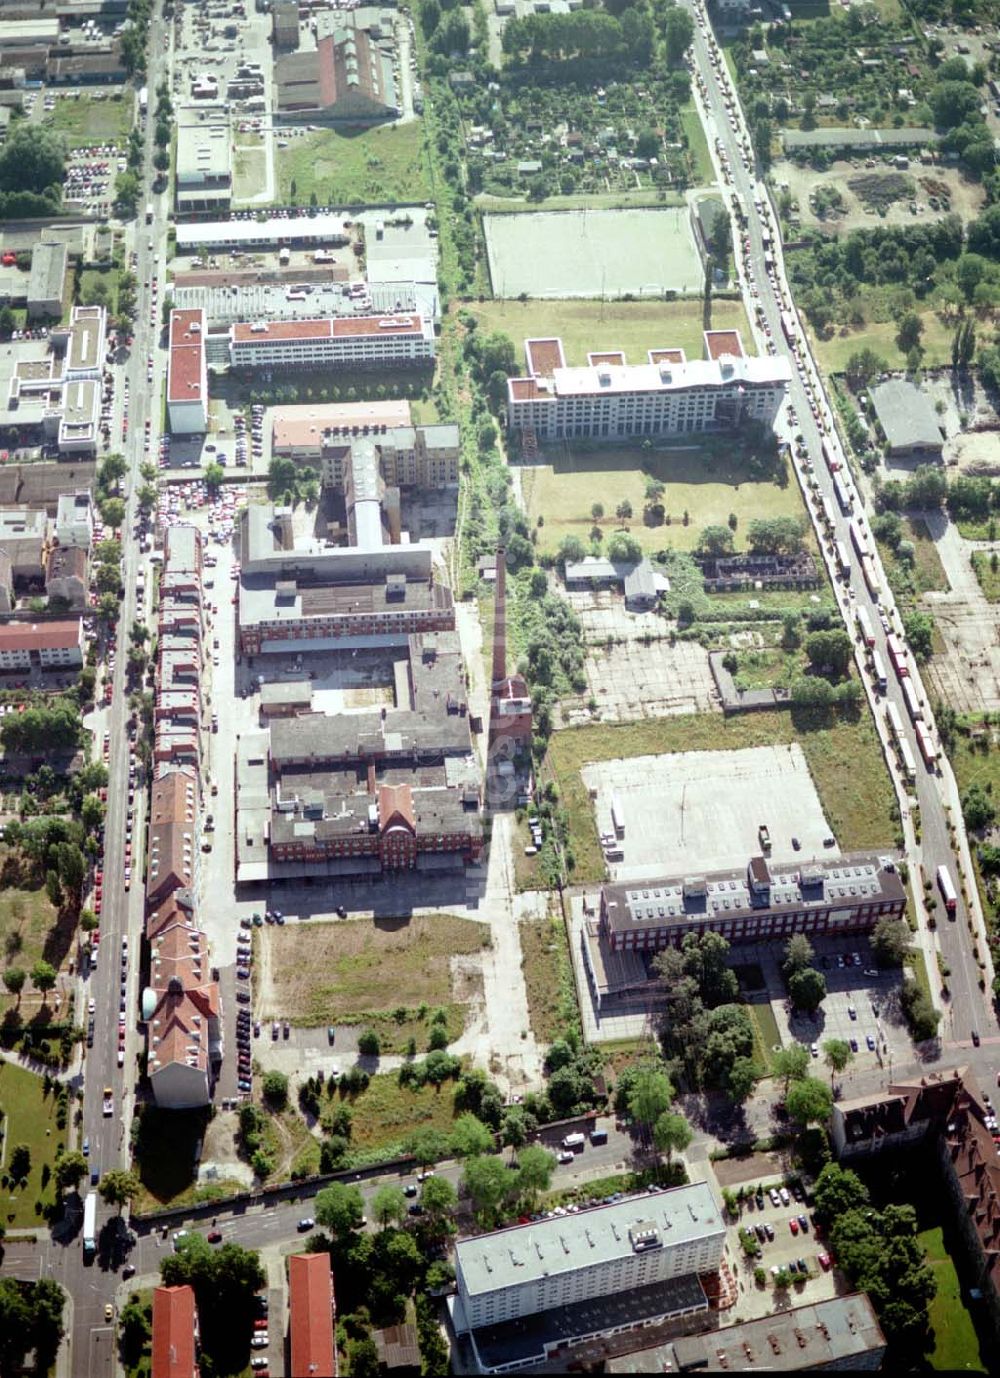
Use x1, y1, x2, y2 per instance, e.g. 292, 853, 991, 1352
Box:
0, 1062, 63, 1228
810, 311, 955, 374
546, 708, 898, 883
747, 1001, 781, 1075
467, 296, 754, 369
274, 122, 431, 207
919, 1226, 986, 1372
43, 92, 132, 148
522, 445, 805, 558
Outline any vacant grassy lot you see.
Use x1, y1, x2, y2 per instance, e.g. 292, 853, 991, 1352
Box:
810, 311, 954, 374
467, 296, 754, 369
519, 911, 575, 1043
546, 709, 897, 883
522, 446, 805, 558
680, 104, 714, 186
44, 92, 132, 147
876, 516, 950, 609
0, 1062, 63, 1228
0, 860, 61, 1017
919, 1226, 986, 1372
233, 147, 266, 203
287, 1073, 461, 1164
261, 915, 488, 1027
274, 122, 431, 206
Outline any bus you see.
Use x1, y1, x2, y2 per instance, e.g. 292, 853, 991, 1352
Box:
885, 701, 905, 742
834, 540, 851, 578
780, 311, 797, 347
138, 86, 148, 118
902, 677, 923, 724
832, 474, 853, 515
916, 720, 938, 768
886, 635, 908, 680
856, 606, 875, 647
899, 738, 917, 782
83, 1192, 97, 1259
872, 649, 887, 693
732, 192, 748, 225
936, 864, 957, 917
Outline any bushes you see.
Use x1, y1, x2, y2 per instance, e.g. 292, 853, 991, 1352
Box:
900, 977, 941, 1042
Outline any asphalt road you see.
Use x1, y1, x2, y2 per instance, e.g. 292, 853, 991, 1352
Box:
681, 0, 992, 1039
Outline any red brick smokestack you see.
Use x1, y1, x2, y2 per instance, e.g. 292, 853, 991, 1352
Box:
490, 545, 508, 692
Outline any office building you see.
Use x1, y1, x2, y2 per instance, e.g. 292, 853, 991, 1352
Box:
607, 1294, 885, 1373
453, 1185, 724, 1373
175, 105, 233, 216
152, 1284, 200, 1378
55, 490, 93, 549
26, 240, 67, 320
288, 1253, 337, 1378
507, 332, 790, 443
0, 506, 47, 584
167, 309, 208, 435
228, 313, 435, 371
0, 306, 105, 457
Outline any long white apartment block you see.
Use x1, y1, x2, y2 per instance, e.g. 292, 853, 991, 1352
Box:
507, 331, 790, 442
454, 1183, 724, 1333
227, 313, 435, 370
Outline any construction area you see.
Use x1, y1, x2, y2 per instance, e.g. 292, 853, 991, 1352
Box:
773, 158, 986, 232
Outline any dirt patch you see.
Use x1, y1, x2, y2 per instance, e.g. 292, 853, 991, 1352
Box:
774, 158, 986, 233
712, 1149, 790, 1188
259, 913, 490, 1025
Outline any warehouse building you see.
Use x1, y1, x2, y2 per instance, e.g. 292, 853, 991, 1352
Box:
870, 378, 944, 461
507, 333, 790, 444
167, 309, 208, 435
453, 1186, 725, 1374
175, 105, 232, 216
175, 214, 350, 254
276, 22, 397, 122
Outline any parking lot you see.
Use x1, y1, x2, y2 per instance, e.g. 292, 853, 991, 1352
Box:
736, 934, 911, 1075
722, 1177, 841, 1321
582, 743, 835, 880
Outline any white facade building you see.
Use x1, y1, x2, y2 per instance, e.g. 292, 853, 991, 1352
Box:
0, 620, 84, 669
167, 308, 209, 435
453, 1184, 725, 1370
227, 313, 435, 371
56, 491, 94, 550
507, 332, 790, 442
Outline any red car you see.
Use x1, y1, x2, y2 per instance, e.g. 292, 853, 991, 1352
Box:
818, 1252, 831, 1270
789, 1218, 799, 1235
207, 1231, 223, 1244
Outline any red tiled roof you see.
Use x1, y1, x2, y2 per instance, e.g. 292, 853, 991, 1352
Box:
0, 619, 81, 652
152, 1285, 198, 1378
168, 310, 205, 405
379, 782, 416, 834
289, 1253, 336, 1378
704, 329, 744, 361
231, 314, 424, 344
525, 337, 566, 377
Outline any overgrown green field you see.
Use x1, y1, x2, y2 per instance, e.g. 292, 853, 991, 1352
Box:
44, 92, 132, 147
546, 709, 898, 883
274, 123, 431, 206
0, 1062, 63, 1228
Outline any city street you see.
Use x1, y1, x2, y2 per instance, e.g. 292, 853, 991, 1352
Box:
681, 0, 995, 1046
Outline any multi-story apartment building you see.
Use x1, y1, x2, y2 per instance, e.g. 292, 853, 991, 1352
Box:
227, 313, 435, 371
152, 1285, 200, 1378
0, 619, 84, 670
320, 423, 460, 489
507, 332, 790, 443
453, 1186, 725, 1373
167, 309, 208, 435
288, 1254, 338, 1378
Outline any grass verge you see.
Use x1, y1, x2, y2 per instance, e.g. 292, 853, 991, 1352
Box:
519, 910, 577, 1043
0, 1062, 63, 1228
971, 551, 1000, 603
546, 708, 898, 884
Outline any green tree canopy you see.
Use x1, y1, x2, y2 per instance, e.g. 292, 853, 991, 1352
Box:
772, 1042, 810, 1092
870, 916, 911, 967
785, 1076, 834, 1127
371, 1185, 408, 1229
788, 966, 827, 1013
315, 1182, 365, 1238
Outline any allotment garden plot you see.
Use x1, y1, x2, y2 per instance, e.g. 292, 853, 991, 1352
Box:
484, 207, 703, 299
582, 743, 834, 880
